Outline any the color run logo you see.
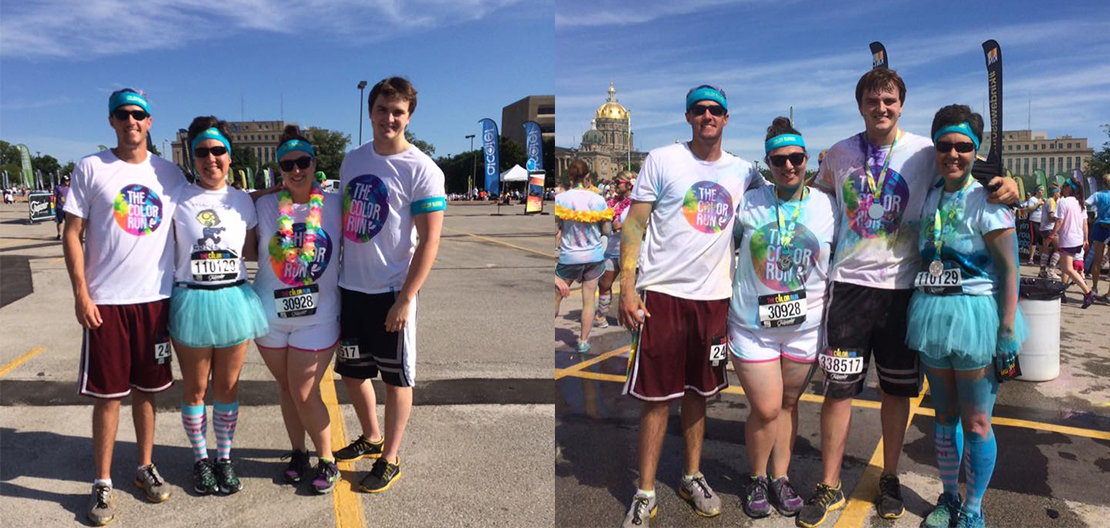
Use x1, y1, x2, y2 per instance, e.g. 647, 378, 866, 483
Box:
343, 175, 389, 243
842, 169, 909, 238
113, 184, 162, 236
268, 225, 332, 285
682, 181, 733, 233
748, 222, 819, 291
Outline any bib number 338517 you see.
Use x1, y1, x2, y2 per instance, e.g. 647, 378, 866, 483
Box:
274, 284, 319, 318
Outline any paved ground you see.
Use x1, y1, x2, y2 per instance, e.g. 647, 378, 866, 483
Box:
0, 200, 555, 527
556, 252, 1110, 527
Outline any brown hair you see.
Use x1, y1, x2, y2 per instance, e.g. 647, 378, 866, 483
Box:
855, 68, 906, 106
275, 124, 311, 149
765, 116, 801, 141
186, 116, 232, 150
568, 160, 590, 184
930, 104, 984, 145
367, 77, 418, 114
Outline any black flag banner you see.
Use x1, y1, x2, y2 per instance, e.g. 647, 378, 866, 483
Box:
971, 39, 1003, 189
869, 41, 888, 69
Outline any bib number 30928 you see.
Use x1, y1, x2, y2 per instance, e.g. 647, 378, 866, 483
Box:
274, 284, 319, 318
757, 290, 807, 328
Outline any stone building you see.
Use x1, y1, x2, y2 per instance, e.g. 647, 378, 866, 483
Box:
980, 130, 1095, 177
555, 83, 647, 184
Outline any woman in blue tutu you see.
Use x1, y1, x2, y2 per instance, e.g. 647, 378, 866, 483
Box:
169, 116, 269, 496
907, 105, 1027, 528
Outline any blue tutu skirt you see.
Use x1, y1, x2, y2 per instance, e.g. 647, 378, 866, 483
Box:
169, 283, 269, 348
906, 293, 1028, 366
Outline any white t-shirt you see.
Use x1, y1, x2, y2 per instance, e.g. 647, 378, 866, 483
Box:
918, 181, 1015, 296
631, 142, 766, 300
338, 142, 447, 294
605, 206, 631, 258
1039, 198, 1057, 231
730, 186, 838, 332
64, 150, 185, 304
1026, 196, 1044, 223
252, 192, 342, 326
1055, 196, 1085, 248
556, 188, 609, 265
815, 131, 936, 289
172, 184, 257, 285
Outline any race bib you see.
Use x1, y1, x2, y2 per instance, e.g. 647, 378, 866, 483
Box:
338, 338, 360, 361
819, 348, 864, 376
708, 335, 727, 367
757, 290, 807, 328
914, 268, 963, 295
190, 250, 240, 283
153, 340, 171, 366
274, 284, 319, 318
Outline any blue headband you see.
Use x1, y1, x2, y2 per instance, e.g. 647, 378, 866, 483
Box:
686, 85, 727, 111
765, 134, 806, 154
108, 91, 150, 115
932, 122, 980, 150
276, 139, 315, 162
1066, 179, 1080, 191
190, 128, 231, 155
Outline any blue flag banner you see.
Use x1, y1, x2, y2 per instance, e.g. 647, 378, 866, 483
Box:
479, 118, 501, 195
523, 120, 543, 171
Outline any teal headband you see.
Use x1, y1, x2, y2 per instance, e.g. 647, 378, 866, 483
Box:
932, 122, 980, 150
685, 85, 727, 111
1065, 179, 1080, 191
108, 91, 150, 115
276, 139, 315, 162
190, 128, 231, 154
765, 134, 806, 154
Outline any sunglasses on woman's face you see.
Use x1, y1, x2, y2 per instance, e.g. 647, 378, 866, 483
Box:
769, 153, 806, 167
193, 146, 228, 158
935, 141, 976, 154
112, 109, 149, 121
279, 157, 313, 172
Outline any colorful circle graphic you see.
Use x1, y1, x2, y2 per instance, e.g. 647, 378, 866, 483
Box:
682, 181, 734, 233
841, 168, 909, 239
268, 225, 333, 285
112, 184, 163, 236
343, 175, 389, 243
747, 222, 820, 291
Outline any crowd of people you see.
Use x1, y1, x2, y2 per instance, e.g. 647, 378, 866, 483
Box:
551, 67, 1110, 528
61, 78, 446, 526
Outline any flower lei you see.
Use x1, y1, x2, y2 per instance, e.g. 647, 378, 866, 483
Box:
278, 183, 324, 281
609, 197, 631, 219
554, 205, 614, 223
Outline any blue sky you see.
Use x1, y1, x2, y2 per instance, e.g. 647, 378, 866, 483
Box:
556, 0, 1110, 168
0, 0, 553, 166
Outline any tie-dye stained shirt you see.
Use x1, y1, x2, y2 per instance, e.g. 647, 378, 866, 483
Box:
918, 181, 1015, 296
1085, 191, 1110, 225
556, 188, 609, 265
729, 185, 838, 332
815, 131, 936, 289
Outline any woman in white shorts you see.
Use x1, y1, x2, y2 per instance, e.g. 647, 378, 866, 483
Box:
251, 126, 343, 494
729, 118, 837, 519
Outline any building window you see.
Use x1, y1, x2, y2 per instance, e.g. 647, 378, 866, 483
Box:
1023, 158, 1029, 175
1076, 156, 1081, 168
1067, 142, 1072, 149
1067, 157, 1072, 170
1049, 158, 1055, 174
1006, 159, 1012, 172
1024, 144, 1029, 151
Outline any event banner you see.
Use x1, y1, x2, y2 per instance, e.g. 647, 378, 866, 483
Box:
1016, 218, 1034, 260
16, 144, 33, 189
27, 191, 53, 222
523, 121, 544, 171
526, 171, 545, 214
869, 41, 888, 69
479, 118, 500, 196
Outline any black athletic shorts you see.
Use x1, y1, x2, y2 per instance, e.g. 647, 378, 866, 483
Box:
820, 281, 920, 399
335, 288, 417, 387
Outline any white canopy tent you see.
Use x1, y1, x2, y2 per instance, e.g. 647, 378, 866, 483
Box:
500, 164, 529, 182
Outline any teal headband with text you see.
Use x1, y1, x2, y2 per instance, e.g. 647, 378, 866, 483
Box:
765, 134, 806, 154
685, 85, 727, 111
190, 128, 231, 154
108, 91, 150, 115
932, 122, 980, 150
276, 139, 315, 162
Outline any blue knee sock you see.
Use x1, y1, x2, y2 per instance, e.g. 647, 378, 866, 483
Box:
933, 422, 961, 497
963, 430, 997, 514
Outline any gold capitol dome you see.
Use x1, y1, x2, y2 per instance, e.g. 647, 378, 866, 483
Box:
596, 82, 629, 120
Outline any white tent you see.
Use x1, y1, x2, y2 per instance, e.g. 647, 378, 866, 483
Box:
500, 164, 528, 182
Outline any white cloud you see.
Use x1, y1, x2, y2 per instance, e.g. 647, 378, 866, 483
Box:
556, 0, 776, 28
0, 96, 75, 111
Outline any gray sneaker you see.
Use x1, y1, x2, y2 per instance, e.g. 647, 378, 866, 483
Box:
134, 463, 170, 503
87, 483, 116, 526
678, 473, 721, 517
621, 492, 658, 528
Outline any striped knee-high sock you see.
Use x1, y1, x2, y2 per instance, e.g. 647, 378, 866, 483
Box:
212, 401, 240, 461
963, 430, 997, 515
181, 404, 208, 462
933, 422, 962, 497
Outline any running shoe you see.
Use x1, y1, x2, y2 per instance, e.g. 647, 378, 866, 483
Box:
576, 340, 591, 354
621, 492, 658, 528
334, 435, 384, 461
282, 449, 312, 483
922, 493, 961, 528
193, 459, 218, 494
770, 476, 804, 517
1048, 270, 1062, 281
956, 509, 985, 528
1037, 269, 1048, 278
678, 473, 721, 517
86, 483, 116, 526
358, 457, 401, 493
741, 475, 771, 518
134, 463, 170, 503
877, 473, 906, 519
311, 459, 340, 494
594, 312, 610, 328
214, 459, 243, 495
795, 481, 845, 528
1081, 291, 1095, 309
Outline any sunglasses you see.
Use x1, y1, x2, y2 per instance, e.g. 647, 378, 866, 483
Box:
279, 157, 313, 172
688, 104, 727, 117
193, 146, 228, 158
769, 153, 806, 167
112, 109, 149, 121
935, 141, 976, 154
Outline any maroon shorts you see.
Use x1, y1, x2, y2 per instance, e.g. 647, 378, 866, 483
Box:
622, 290, 729, 402
78, 299, 173, 399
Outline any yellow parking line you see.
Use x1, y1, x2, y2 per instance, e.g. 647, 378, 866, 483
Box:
443, 227, 556, 259
319, 364, 364, 528
0, 347, 46, 378
913, 407, 1110, 441
554, 346, 630, 379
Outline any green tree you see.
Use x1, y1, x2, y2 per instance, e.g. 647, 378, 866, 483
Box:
308, 128, 350, 181
1087, 124, 1110, 188
61, 161, 75, 176
434, 150, 479, 194
405, 130, 435, 157
0, 141, 19, 166
499, 136, 526, 172
32, 153, 60, 177
230, 145, 257, 179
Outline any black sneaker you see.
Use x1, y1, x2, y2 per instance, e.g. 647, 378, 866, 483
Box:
769, 476, 804, 517
214, 459, 243, 495
311, 459, 340, 494
877, 473, 905, 519
795, 481, 845, 528
1081, 291, 1095, 309
192, 459, 218, 495
334, 435, 384, 461
282, 450, 312, 483
358, 457, 401, 493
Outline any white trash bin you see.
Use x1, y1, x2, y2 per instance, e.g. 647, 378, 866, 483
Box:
1016, 297, 1060, 382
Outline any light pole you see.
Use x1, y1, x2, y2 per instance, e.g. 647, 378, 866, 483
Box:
358, 80, 368, 145
466, 134, 476, 195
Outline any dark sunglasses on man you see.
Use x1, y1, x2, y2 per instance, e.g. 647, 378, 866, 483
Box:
935, 141, 976, 154
194, 146, 228, 158
279, 157, 313, 172
769, 152, 806, 167
688, 104, 727, 117
112, 109, 149, 121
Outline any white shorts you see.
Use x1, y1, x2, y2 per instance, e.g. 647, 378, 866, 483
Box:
255, 320, 340, 352
727, 324, 820, 364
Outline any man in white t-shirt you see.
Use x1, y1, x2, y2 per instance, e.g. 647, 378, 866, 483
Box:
616, 84, 767, 528
331, 78, 446, 494
63, 89, 185, 526
555, 160, 612, 354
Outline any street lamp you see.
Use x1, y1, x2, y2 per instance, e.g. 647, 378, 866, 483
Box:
357, 80, 368, 145
465, 134, 476, 195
